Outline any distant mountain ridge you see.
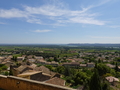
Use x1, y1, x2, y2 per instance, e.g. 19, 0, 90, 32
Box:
67, 43, 120, 47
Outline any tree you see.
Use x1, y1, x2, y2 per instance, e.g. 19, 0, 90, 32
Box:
64, 66, 71, 76
96, 63, 110, 76
115, 62, 119, 72
89, 69, 102, 90
4, 71, 9, 76
56, 66, 65, 74
102, 81, 110, 90
115, 57, 120, 62
45, 65, 53, 71
74, 72, 87, 85
1, 65, 8, 70
9, 69, 13, 75
94, 62, 98, 69
54, 56, 58, 62
98, 59, 102, 63
12, 56, 17, 62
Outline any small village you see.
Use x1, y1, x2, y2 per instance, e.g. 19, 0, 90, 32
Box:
0, 45, 120, 90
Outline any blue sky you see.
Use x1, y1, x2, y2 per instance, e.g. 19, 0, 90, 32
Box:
0, 0, 120, 44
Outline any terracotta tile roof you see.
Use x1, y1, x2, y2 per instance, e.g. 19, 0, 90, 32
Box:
35, 66, 51, 74
50, 71, 55, 76
34, 66, 60, 78
17, 71, 41, 76
17, 65, 28, 72
29, 64, 37, 69
106, 64, 115, 68
16, 65, 33, 73
45, 77, 65, 86
30, 72, 51, 81
106, 76, 119, 82
80, 64, 86, 67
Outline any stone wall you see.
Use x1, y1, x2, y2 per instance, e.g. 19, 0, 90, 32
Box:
0, 75, 75, 90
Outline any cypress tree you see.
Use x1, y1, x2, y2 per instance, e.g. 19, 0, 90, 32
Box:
89, 68, 102, 90
115, 62, 119, 72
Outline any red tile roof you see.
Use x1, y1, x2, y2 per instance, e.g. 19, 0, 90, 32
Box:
45, 77, 65, 86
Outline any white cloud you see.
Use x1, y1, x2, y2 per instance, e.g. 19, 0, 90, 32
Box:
0, 0, 111, 26
0, 8, 29, 18
33, 30, 51, 33
27, 18, 42, 24
24, 5, 90, 17
24, 3, 108, 25
26, 4, 105, 25
86, 0, 112, 9
109, 25, 120, 28
99, 0, 112, 6
24, 5, 65, 16
69, 17, 105, 25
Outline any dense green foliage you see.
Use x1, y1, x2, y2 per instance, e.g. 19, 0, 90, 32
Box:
89, 69, 102, 90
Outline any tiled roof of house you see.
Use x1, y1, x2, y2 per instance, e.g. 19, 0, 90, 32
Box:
17, 57, 24, 60
63, 62, 80, 65
16, 65, 33, 73
106, 64, 115, 68
17, 65, 28, 72
80, 64, 86, 67
29, 64, 37, 69
0, 57, 5, 60
34, 66, 59, 78
38, 66, 51, 74
87, 63, 95, 65
17, 71, 41, 76
106, 76, 119, 82
45, 77, 65, 86
27, 55, 33, 59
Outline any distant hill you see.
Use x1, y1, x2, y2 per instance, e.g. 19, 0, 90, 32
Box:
67, 43, 120, 47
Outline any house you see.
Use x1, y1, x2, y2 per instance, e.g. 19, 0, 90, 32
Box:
75, 58, 84, 63
106, 76, 119, 82
17, 57, 25, 61
7, 55, 13, 59
30, 71, 61, 82
35, 66, 50, 73
17, 71, 41, 79
49, 61, 59, 66
3, 58, 11, 62
22, 55, 26, 58
34, 66, 61, 78
36, 60, 46, 64
62, 62, 80, 67
2, 61, 14, 67
106, 64, 115, 69
0, 57, 5, 60
27, 55, 34, 59
17, 71, 51, 82
87, 63, 95, 68
28, 59, 36, 63
35, 56, 43, 60
17, 66, 61, 82
29, 64, 37, 69
45, 77, 65, 86
106, 76, 119, 86
45, 62, 51, 65
30, 72, 51, 81
80, 64, 87, 67
11, 65, 34, 76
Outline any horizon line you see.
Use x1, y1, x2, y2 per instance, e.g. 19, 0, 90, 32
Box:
0, 43, 120, 45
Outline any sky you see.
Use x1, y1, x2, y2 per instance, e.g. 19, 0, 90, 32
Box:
0, 0, 120, 44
